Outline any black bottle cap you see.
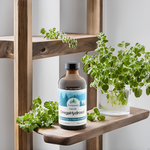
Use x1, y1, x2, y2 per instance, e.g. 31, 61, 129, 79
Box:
65, 62, 80, 70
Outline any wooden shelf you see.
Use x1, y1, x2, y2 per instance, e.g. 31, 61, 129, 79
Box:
35, 107, 149, 146
0, 34, 98, 59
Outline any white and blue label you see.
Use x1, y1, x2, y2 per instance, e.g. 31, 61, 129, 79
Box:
59, 88, 86, 126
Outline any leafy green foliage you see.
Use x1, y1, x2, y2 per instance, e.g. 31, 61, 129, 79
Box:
97, 115, 105, 121
93, 107, 100, 115
32, 96, 42, 110
82, 32, 150, 105
40, 28, 77, 49
87, 107, 105, 121
16, 97, 58, 132
146, 85, 150, 95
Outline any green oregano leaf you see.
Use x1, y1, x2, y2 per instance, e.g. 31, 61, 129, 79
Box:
83, 64, 89, 73
91, 72, 96, 78
146, 85, 150, 95
102, 84, 109, 91
100, 57, 106, 63
118, 43, 124, 47
87, 115, 95, 121
125, 42, 130, 48
40, 28, 46, 34
106, 94, 110, 99
97, 115, 105, 121
93, 107, 100, 115
134, 88, 142, 98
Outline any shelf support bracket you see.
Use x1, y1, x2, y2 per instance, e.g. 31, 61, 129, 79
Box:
14, 0, 33, 150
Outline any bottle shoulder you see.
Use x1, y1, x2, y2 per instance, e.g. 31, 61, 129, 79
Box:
59, 74, 86, 82
58, 74, 86, 89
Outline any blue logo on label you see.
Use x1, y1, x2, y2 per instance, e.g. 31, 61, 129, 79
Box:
67, 98, 80, 107
70, 98, 77, 104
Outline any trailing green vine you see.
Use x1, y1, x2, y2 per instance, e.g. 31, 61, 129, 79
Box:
41, 28, 78, 49
82, 32, 150, 105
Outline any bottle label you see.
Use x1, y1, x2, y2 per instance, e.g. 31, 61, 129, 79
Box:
59, 88, 86, 126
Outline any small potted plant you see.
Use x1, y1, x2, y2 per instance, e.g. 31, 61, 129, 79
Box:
82, 32, 150, 116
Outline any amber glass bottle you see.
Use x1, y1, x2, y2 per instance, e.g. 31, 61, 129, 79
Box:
58, 62, 87, 130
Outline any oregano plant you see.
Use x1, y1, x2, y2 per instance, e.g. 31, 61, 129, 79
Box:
16, 97, 58, 132
82, 32, 150, 105
41, 28, 78, 49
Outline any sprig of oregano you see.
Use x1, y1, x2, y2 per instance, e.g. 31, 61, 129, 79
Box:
87, 107, 105, 121
40, 28, 78, 49
16, 96, 58, 132
82, 32, 150, 105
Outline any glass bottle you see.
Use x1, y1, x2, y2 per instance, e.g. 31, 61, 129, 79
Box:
58, 62, 87, 130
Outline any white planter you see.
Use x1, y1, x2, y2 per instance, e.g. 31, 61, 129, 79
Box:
97, 87, 131, 116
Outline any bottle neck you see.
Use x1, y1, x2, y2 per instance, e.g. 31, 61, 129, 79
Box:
66, 70, 79, 75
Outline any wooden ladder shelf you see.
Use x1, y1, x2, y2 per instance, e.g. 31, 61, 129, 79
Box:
0, 0, 149, 150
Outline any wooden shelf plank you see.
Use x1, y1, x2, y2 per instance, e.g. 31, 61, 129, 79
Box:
35, 107, 149, 146
0, 34, 98, 59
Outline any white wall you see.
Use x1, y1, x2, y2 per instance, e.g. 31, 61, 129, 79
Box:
60, 0, 87, 34
103, 0, 150, 150
32, 0, 60, 150
0, 1, 14, 150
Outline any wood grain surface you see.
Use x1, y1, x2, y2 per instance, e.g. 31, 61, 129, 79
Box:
87, 136, 102, 150
14, 0, 33, 150
87, 0, 103, 149
87, 0, 103, 35
0, 34, 98, 59
35, 107, 149, 146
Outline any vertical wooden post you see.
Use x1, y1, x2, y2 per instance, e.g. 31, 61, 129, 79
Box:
87, 0, 103, 35
14, 0, 33, 150
87, 0, 103, 150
